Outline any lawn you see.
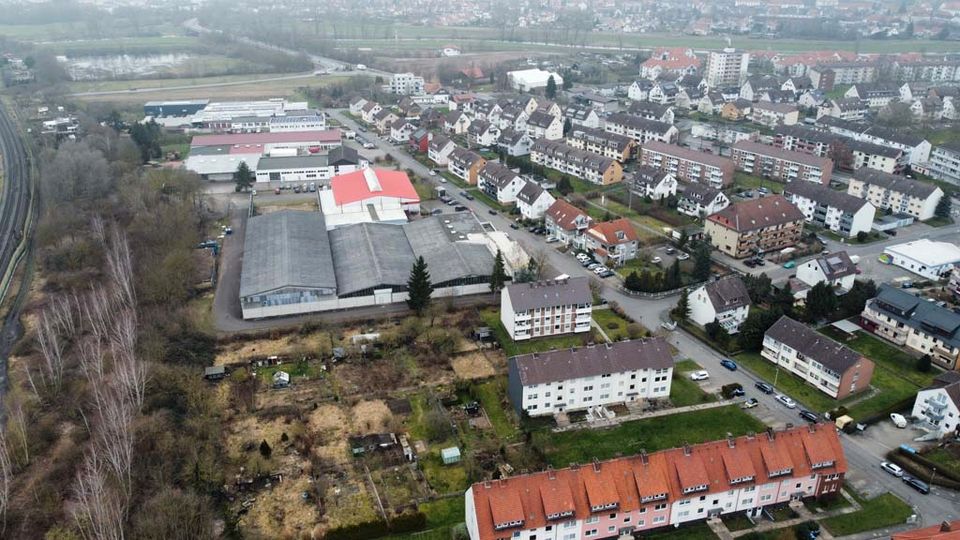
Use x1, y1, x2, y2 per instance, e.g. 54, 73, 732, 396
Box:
721, 512, 757, 532
641, 522, 718, 540
924, 216, 955, 227
470, 378, 520, 441
734, 352, 839, 414
411, 178, 437, 201
592, 308, 634, 341
537, 405, 766, 467
670, 368, 717, 407
419, 453, 468, 495
922, 445, 960, 478
479, 307, 592, 357
732, 172, 784, 194
820, 492, 913, 536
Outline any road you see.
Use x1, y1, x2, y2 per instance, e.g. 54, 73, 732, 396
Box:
325, 109, 959, 527
0, 102, 35, 413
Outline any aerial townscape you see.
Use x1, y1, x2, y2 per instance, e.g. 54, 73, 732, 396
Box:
4, 1, 960, 539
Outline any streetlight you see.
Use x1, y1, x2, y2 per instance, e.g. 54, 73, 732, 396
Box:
930, 466, 937, 486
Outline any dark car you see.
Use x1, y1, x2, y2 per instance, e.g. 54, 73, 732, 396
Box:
509, 223, 519, 230
464, 194, 475, 200
799, 410, 819, 423
902, 475, 930, 494
454, 205, 467, 212
755, 381, 774, 394
720, 358, 738, 371
744, 259, 757, 268
488, 209, 497, 215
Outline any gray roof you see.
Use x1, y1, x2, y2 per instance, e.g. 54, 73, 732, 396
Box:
815, 251, 857, 281
240, 211, 336, 298
504, 277, 592, 312
680, 182, 722, 204
871, 285, 960, 350
607, 113, 674, 135
527, 110, 559, 128
510, 337, 673, 386
765, 316, 865, 375
516, 181, 546, 205
702, 276, 751, 312
853, 169, 940, 199
784, 181, 871, 215
479, 162, 521, 189
633, 165, 671, 187
256, 154, 330, 171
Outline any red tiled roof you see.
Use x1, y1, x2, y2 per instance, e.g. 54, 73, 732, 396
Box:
893, 520, 960, 539
330, 168, 419, 206
191, 130, 341, 147
721, 445, 757, 480
545, 200, 590, 231
468, 425, 846, 540
587, 218, 638, 245
707, 195, 805, 233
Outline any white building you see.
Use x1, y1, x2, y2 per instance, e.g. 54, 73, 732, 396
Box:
605, 113, 679, 145
705, 48, 750, 88
925, 143, 960, 186
500, 278, 592, 341
862, 284, 960, 370
477, 162, 525, 205
631, 167, 677, 200
428, 135, 456, 166
796, 252, 858, 294
318, 168, 420, 230
883, 239, 960, 280
507, 69, 564, 92
689, 276, 751, 333
544, 200, 594, 248
388, 73, 425, 96
515, 182, 556, 220
525, 110, 564, 141
784, 182, 875, 238
678, 183, 729, 218
846, 169, 943, 221
253, 147, 366, 183
507, 338, 673, 417
911, 374, 960, 439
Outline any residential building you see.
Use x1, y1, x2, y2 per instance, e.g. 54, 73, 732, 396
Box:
861, 284, 960, 370
648, 80, 679, 105
896, 60, 960, 83
705, 48, 750, 88
740, 75, 781, 102
925, 143, 960, 186
605, 113, 679, 145
640, 141, 736, 188
428, 135, 456, 166
631, 167, 677, 201
516, 182, 556, 221
628, 102, 676, 124
721, 100, 752, 121
808, 62, 878, 91
586, 219, 639, 265
497, 129, 533, 157
530, 139, 624, 186
508, 338, 673, 416
817, 117, 932, 165
892, 520, 960, 540
731, 141, 833, 185
445, 110, 472, 134
526, 110, 564, 141
762, 316, 874, 400
845, 83, 898, 108
467, 120, 500, 147
910, 373, 960, 439
567, 128, 636, 163
705, 195, 805, 258
795, 252, 858, 293
500, 277, 592, 341
464, 425, 847, 540
448, 147, 487, 185
359, 101, 382, 124
678, 184, 730, 218
564, 104, 602, 129
783, 182, 876, 238
477, 162, 525, 205
628, 79, 654, 101
640, 47, 701, 80
388, 120, 417, 144
507, 68, 564, 92
545, 200, 593, 247
846, 169, 943, 220
817, 98, 869, 121
689, 276, 752, 333
774, 126, 904, 173
750, 102, 800, 127
950, 267, 960, 301
388, 73, 425, 96
882, 239, 960, 281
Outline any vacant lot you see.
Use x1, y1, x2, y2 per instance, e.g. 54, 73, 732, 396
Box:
72, 74, 358, 102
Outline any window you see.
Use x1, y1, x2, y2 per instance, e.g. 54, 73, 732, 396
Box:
653, 516, 666, 524
585, 530, 598, 538
586, 517, 599, 524
609, 513, 617, 520
654, 503, 667, 511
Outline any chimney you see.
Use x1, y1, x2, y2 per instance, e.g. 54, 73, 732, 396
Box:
766, 428, 776, 441
640, 449, 648, 465
727, 433, 735, 448
785, 423, 794, 430
547, 466, 556, 480
570, 463, 580, 470
683, 443, 692, 456
808, 423, 817, 433
498, 478, 506, 487
484, 480, 492, 489
746, 431, 755, 440
593, 457, 601, 472
942, 521, 955, 533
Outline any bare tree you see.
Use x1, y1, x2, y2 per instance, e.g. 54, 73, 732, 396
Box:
109, 311, 146, 411
27, 312, 67, 398
73, 453, 125, 540
0, 430, 12, 536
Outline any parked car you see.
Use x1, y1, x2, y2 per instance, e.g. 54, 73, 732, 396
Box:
689, 370, 710, 381
741, 398, 759, 409
744, 260, 758, 268
677, 253, 690, 261
880, 462, 903, 477
464, 194, 475, 200
546, 236, 559, 243
587, 263, 600, 270
488, 209, 497, 215
576, 253, 590, 262
454, 205, 467, 212
754, 258, 765, 266
890, 413, 908, 428
509, 223, 519, 230
429, 170, 436, 176
660, 321, 677, 331
665, 247, 676, 255
783, 261, 796, 269
799, 410, 819, 423
600, 270, 615, 278
720, 358, 737, 371
754, 381, 774, 394
902, 475, 930, 494
722, 383, 744, 398
775, 394, 797, 409
651, 256, 662, 264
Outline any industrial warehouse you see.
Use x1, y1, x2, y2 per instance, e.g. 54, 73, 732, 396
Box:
239, 210, 500, 319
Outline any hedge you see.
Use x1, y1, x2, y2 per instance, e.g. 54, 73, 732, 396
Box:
887, 449, 960, 490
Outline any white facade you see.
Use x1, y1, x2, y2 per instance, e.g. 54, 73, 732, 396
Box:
883, 240, 960, 280
507, 69, 564, 92
500, 284, 592, 341
705, 48, 750, 88
634, 172, 678, 200
689, 284, 750, 333
926, 145, 960, 186
911, 386, 960, 439
516, 187, 556, 221
428, 139, 456, 166
388, 73, 425, 96
526, 115, 564, 141
796, 260, 856, 292
516, 364, 672, 417
787, 193, 875, 239
846, 176, 942, 220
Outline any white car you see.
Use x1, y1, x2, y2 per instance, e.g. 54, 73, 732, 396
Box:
677, 253, 690, 261
890, 413, 908, 428
660, 321, 677, 331
593, 266, 608, 275
880, 461, 904, 477
545, 236, 559, 244
689, 370, 709, 381
439, 177, 447, 183
429, 170, 436, 176
651, 256, 662, 264
576, 253, 590, 262
775, 394, 797, 409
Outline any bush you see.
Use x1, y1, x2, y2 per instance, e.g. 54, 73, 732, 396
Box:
856, 231, 868, 242
916, 354, 932, 372
606, 322, 619, 330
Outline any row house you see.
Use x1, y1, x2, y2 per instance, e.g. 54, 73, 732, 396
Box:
497, 129, 533, 157
808, 62, 878, 91
895, 60, 960, 83
816, 117, 932, 165
531, 139, 624, 186
567, 127, 636, 163
846, 168, 943, 221
731, 141, 833, 185
545, 200, 594, 248
689, 276, 752, 334
911, 372, 960, 439
775, 126, 905, 174
605, 113, 679, 146
465, 425, 847, 540
762, 316, 874, 400
640, 141, 736, 188
750, 101, 800, 127
467, 119, 500, 147
507, 338, 673, 417
784, 181, 876, 238
448, 147, 487, 185
428, 135, 456, 166
631, 167, 677, 201
817, 98, 869, 121
705, 195, 806, 259
564, 104, 602, 129
678, 183, 730, 218
500, 277, 593, 341
526, 110, 564, 141
477, 162, 525, 205
861, 284, 960, 370
628, 101, 676, 124
586, 218, 640, 266
515, 181, 556, 221
845, 83, 898, 108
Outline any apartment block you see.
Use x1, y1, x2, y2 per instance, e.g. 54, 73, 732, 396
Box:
705, 48, 750, 88
925, 143, 960, 186
910, 373, 960, 439
762, 316, 874, 400
846, 169, 943, 221
567, 127, 637, 163
640, 141, 736, 188
604, 113, 679, 146
507, 338, 673, 416
500, 278, 593, 341
705, 195, 805, 258
731, 141, 833, 185
783, 181, 875, 238
531, 139, 624, 186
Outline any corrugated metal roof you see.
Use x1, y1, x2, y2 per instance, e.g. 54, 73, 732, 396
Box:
239, 211, 336, 298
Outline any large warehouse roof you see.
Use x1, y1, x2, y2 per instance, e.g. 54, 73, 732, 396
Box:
239, 211, 336, 298
329, 223, 414, 296
191, 130, 341, 147
405, 219, 493, 285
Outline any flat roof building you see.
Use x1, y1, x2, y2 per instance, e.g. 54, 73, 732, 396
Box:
882, 239, 960, 280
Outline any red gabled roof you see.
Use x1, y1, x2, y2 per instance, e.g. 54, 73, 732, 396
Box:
546, 200, 590, 231
330, 168, 419, 206
191, 130, 341, 147
893, 520, 960, 540
587, 218, 638, 245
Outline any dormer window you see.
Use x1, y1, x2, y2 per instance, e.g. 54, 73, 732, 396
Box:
769, 468, 792, 477
681, 484, 708, 494
811, 461, 834, 470
547, 510, 575, 520
493, 519, 524, 531
590, 502, 619, 512
729, 476, 754, 485
641, 493, 667, 503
